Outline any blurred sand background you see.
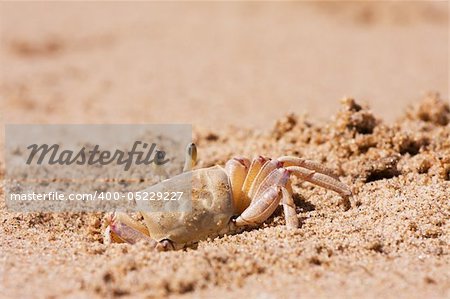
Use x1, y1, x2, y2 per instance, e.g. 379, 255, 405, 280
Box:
0, 2, 449, 299
1, 1, 448, 128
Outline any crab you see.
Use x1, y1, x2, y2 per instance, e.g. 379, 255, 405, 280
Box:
104, 143, 352, 250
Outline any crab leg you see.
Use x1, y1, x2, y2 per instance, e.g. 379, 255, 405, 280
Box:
278, 156, 340, 179
241, 156, 267, 199
248, 159, 281, 199
225, 157, 250, 213
105, 212, 157, 245
235, 186, 282, 227
286, 166, 352, 208
280, 186, 299, 229
286, 166, 351, 197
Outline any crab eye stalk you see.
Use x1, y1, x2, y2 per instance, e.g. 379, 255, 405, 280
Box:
183, 143, 197, 172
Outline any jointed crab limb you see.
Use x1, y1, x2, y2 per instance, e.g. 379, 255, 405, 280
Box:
286, 166, 352, 210
225, 157, 250, 213
105, 212, 176, 251
235, 186, 282, 227
280, 186, 299, 229
241, 156, 267, 199
253, 167, 289, 201
286, 166, 352, 198
105, 212, 156, 245
235, 168, 291, 227
278, 156, 340, 180
248, 159, 281, 199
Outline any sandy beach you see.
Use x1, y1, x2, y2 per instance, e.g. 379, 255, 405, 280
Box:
0, 2, 449, 298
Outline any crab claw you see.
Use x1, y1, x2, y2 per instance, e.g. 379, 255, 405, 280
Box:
103, 212, 157, 246
103, 213, 124, 244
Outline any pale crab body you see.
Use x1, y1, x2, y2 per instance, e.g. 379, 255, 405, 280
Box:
138, 166, 235, 248
104, 144, 352, 251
